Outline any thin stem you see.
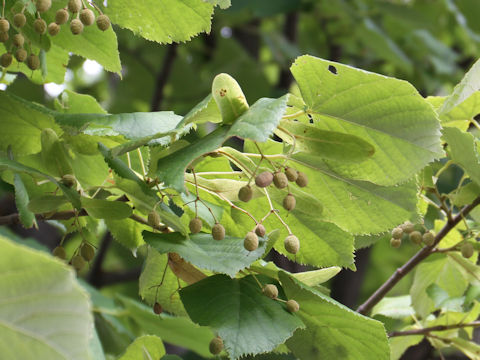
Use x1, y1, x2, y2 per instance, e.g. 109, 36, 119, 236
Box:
435, 160, 453, 179
389, 321, 480, 337
282, 110, 306, 120
126, 152, 132, 168
137, 148, 147, 177
276, 125, 297, 166
264, 188, 292, 234
357, 196, 480, 315
254, 142, 277, 169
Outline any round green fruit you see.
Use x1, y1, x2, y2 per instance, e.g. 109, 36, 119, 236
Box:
34, 18, 47, 34
48, 22, 60, 36
422, 231, 435, 246
70, 19, 84, 35
0, 32, 8, 43
72, 254, 85, 271
81, 243, 95, 261
148, 211, 161, 228
284, 234, 300, 254
273, 171, 288, 189
295, 172, 308, 187
13, 13, 26, 28
0, 18, 10, 33
0, 53, 12, 68
409, 231, 423, 245
255, 171, 273, 188
263, 284, 278, 299
238, 185, 253, 202
255, 224, 266, 237
244, 231, 259, 251
189, 217, 203, 234
52, 246, 66, 259
27, 54, 40, 70
60, 174, 76, 188
401, 221, 415, 234
212, 223, 225, 241
80, 8, 95, 26
15, 48, 27, 62
96, 14, 111, 31
209, 336, 224, 355
36, 0, 52, 13
68, 0, 82, 13
390, 238, 401, 248
12, 34, 24, 47
285, 167, 298, 182
55, 9, 69, 24
391, 227, 403, 239
283, 193, 296, 211
286, 299, 300, 313
461, 242, 474, 259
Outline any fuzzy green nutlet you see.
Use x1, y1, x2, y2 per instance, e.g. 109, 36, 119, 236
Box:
255, 171, 273, 188
27, 54, 40, 70
273, 171, 288, 189
284, 234, 300, 254
244, 231, 259, 251
48, 22, 60, 36
263, 284, 278, 299
53, 246, 66, 259
61, 174, 76, 188
34, 18, 47, 34
401, 221, 415, 234
80, 8, 95, 26
70, 19, 84, 35
13, 13, 26, 28
285, 167, 298, 182
14, 48, 27, 62
422, 231, 435, 246
189, 217, 203, 234
461, 242, 474, 258
238, 185, 253, 202
12, 34, 24, 47
0, 53, 12, 68
212, 223, 225, 241
0, 32, 8, 43
147, 211, 161, 228
55, 9, 69, 24
391, 227, 403, 239
209, 336, 224, 355
286, 299, 300, 313
409, 231, 423, 245
96, 14, 111, 31
36, 0, 52, 13
72, 254, 85, 271
68, 0, 82, 13
255, 224, 266, 237
295, 172, 308, 187
81, 243, 95, 261
390, 238, 401, 248
283, 193, 296, 211
0, 18, 10, 33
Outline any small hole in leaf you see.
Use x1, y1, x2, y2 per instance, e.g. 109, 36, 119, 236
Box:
328, 65, 337, 75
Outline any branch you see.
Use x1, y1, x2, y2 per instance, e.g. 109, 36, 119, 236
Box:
150, 43, 178, 111
0, 209, 88, 225
389, 321, 480, 337
357, 196, 480, 315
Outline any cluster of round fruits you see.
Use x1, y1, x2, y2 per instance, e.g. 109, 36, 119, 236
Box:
390, 221, 435, 248
0, 0, 110, 70
52, 241, 95, 271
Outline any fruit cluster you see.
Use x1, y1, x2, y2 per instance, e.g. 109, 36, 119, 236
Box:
389, 221, 435, 248
53, 241, 95, 271
0, 0, 111, 70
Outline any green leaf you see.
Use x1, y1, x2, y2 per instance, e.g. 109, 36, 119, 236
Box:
277, 119, 375, 161
0, 236, 93, 359
371, 296, 415, 319
449, 338, 480, 359
105, 218, 148, 251
439, 57, 480, 114
55, 90, 108, 114
156, 126, 231, 192
139, 248, 187, 316
389, 334, 423, 360
292, 267, 341, 286
443, 127, 480, 186
13, 173, 36, 228
118, 335, 165, 360
290, 55, 443, 186
28, 196, 69, 214
178, 94, 222, 127
117, 295, 214, 358
426, 94, 480, 131
0, 91, 61, 156
212, 73, 250, 124
105, 0, 214, 44
228, 95, 288, 142
279, 272, 390, 360
180, 274, 305, 359
410, 254, 469, 318
81, 198, 132, 220
143, 231, 269, 277
0, 157, 81, 210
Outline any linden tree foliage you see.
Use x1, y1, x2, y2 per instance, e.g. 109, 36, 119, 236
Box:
1, 1, 480, 360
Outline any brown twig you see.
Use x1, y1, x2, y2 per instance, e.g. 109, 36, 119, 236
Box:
357, 196, 480, 315
389, 321, 480, 337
